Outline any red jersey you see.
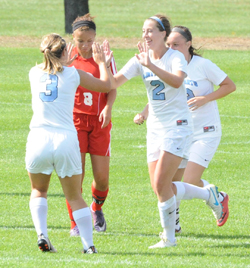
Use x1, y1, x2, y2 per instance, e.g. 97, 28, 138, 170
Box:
70, 47, 116, 116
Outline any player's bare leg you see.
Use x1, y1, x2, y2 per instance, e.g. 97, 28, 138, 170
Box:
66, 153, 86, 236
60, 174, 96, 253
29, 173, 57, 252
148, 151, 182, 248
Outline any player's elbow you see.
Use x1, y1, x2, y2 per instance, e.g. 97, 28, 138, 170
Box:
172, 81, 183, 88
231, 82, 236, 93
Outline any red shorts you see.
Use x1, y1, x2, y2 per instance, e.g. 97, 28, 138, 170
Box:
73, 113, 112, 156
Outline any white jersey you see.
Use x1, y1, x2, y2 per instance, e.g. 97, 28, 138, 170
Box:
120, 48, 193, 131
186, 55, 227, 138
29, 65, 80, 132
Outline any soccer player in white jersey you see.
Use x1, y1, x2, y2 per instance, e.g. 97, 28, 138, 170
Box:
134, 25, 235, 233
103, 14, 226, 248
26, 33, 111, 254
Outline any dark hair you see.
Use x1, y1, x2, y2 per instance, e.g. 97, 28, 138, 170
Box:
172, 25, 201, 57
40, 33, 66, 74
72, 13, 96, 32
148, 14, 171, 41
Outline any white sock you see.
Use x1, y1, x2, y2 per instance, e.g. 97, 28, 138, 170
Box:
29, 197, 48, 237
175, 200, 181, 230
158, 196, 176, 243
201, 179, 210, 187
218, 192, 224, 202
73, 207, 93, 250
173, 182, 209, 201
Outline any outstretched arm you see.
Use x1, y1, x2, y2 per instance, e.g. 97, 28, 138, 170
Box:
136, 42, 186, 88
77, 42, 111, 93
103, 40, 128, 89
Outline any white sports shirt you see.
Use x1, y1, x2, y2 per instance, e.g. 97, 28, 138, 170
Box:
185, 55, 227, 138
120, 48, 193, 130
29, 66, 80, 132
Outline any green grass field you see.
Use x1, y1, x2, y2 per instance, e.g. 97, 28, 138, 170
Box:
1, 0, 250, 267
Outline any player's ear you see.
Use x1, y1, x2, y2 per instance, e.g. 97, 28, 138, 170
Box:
186, 40, 191, 49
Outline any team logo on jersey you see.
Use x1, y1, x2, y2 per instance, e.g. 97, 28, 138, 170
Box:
176, 119, 188, 126
203, 126, 215, 132
185, 79, 198, 87
143, 71, 157, 79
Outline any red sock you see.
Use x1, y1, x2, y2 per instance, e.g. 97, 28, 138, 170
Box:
91, 183, 109, 211
66, 199, 76, 229
66, 188, 82, 229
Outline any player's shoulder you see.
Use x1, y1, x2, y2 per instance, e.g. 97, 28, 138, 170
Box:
165, 48, 186, 63
62, 66, 79, 79
191, 55, 213, 67
168, 48, 184, 57
29, 64, 44, 79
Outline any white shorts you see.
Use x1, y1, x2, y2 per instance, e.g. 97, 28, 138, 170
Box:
179, 136, 221, 169
25, 127, 82, 178
147, 127, 193, 163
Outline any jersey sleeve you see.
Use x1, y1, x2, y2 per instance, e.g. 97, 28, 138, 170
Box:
119, 56, 141, 80
71, 66, 81, 88
110, 56, 117, 75
171, 50, 188, 75
202, 59, 227, 86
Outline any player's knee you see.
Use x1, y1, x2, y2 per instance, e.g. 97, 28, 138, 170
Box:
94, 178, 109, 191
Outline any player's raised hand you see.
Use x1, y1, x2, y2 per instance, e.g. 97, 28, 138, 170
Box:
65, 42, 77, 66
135, 42, 151, 67
92, 42, 105, 65
103, 40, 113, 66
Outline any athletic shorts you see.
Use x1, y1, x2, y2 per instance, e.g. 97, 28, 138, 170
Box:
179, 136, 221, 169
73, 113, 112, 156
25, 127, 82, 178
147, 127, 193, 163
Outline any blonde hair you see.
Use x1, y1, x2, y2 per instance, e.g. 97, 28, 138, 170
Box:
40, 33, 66, 74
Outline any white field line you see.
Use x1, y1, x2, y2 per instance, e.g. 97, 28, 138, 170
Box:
216, 150, 250, 154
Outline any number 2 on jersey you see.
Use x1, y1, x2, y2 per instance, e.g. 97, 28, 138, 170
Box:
186, 88, 195, 100
151, 80, 165, 100
39, 74, 58, 102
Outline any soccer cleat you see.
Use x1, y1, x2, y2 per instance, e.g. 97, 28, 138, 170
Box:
217, 192, 229, 227
83, 246, 98, 254
70, 225, 80, 237
205, 184, 223, 221
91, 205, 107, 232
149, 233, 177, 249
37, 234, 57, 253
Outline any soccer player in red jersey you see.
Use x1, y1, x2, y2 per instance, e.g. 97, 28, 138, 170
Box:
66, 14, 117, 235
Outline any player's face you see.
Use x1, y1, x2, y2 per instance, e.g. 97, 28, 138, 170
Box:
167, 32, 191, 56
142, 20, 165, 49
73, 29, 96, 57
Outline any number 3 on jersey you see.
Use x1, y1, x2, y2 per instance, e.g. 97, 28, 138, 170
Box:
39, 73, 58, 102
